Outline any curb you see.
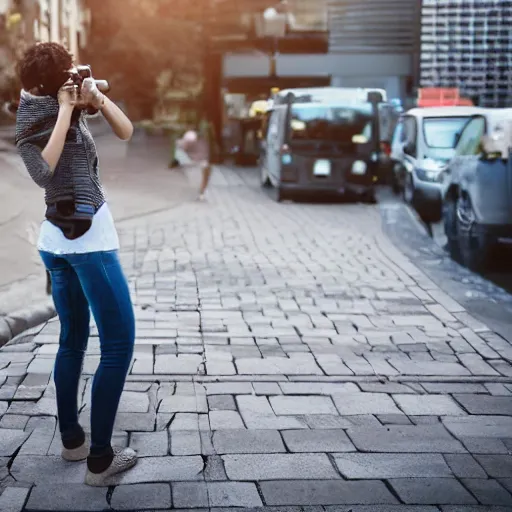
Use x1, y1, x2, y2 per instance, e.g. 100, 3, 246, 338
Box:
0, 299, 55, 348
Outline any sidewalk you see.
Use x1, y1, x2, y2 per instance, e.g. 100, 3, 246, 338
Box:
1, 167, 512, 511
0, 132, 198, 346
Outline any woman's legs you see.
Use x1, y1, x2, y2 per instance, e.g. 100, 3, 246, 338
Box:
39, 251, 90, 447
199, 161, 212, 199
71, 250, 135, 456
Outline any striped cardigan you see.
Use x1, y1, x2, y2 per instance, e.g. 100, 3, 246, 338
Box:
15, 90, 106, 208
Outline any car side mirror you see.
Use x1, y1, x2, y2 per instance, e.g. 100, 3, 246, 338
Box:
403, 142, 416, 156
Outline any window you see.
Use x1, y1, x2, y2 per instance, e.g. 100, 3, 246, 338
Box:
392, 121, 404, 147
289, 103, 373, 142
455, 116, 486, 156
423, 117, 471, 149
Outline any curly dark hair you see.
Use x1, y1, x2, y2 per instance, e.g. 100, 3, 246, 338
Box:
17, 42, 74, 97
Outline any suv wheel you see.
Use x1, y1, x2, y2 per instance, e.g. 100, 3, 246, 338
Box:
403, 172, 415, 205
456, 196, 495, 272
443, 198, 461, 262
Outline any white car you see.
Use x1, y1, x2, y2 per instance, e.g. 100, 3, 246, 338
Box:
391, 106, 485, 222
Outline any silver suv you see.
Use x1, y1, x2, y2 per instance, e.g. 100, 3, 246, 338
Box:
441, 109, 512, 271
391, 106, 484, 222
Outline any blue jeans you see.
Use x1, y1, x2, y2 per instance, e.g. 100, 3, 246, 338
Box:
40, 250, 135, 455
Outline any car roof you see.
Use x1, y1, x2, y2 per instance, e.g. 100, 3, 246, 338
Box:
405, 106, 485, 118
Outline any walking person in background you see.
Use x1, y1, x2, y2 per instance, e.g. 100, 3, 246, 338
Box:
176, 118, 215, 201
15, 42, 137, 486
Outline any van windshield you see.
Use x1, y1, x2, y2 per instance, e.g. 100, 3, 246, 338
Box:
289, 103, 373, 143
423, 117, 471, 149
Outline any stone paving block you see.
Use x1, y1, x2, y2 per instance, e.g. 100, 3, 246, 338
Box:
303, 414, 354, 429
204, 382, 253, 395
279, 382, 359, 395
208, 395, 236, 411
443, 454, 487, 478
169, 430, 202, 456
25, 483, 108, 510
0, 429, 30, 456
460, 437, 509, 454
209, 410, 245, 429
388, 360, 470, 376
475, 455, 512, 478
0, 385, 16, 400
129, 431, 168, 456
213, 429, 285, 454
461, 478, 512, 506
347, 425, 466, 453
252, 382, 282, 395
260, 480, 399, 506
443, 416, 512, 439
421, 383, 488, 394
101, 456, 204, 485
169, 413, 207, 431
110, 483, 171, 510
173, 482, 262, 508
154, 354, 202, 374
160, 394, 208, 413
10, 456, 86, 484
358, 382, 417, 394
378, 414, 413, 425
333, 393, 401, 416
485, 383, 512, 396
19, 417, 56, 456
389, 478, 477, 505
393, 394, 466, 416
236, 356, 323, 375
270, 395, 338, 415
117, 391, 151, 413
282, 429, 355, 453
0, 487, 30, 512
458, 354, 500, 376
0, 414, 29, 429
7, 398, 57, 416
223, 453, 340, 480
453, 395, 512, 416
441, 508, 512, 512
325, 508, 439, 512
335, 453, 452, 479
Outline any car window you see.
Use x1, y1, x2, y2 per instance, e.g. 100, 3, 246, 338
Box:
455, 116, 486, 156
267, 110, 280, 140
423, 117, 471, 149
288, 103, 373, 143
402, 116, 417, 157
392, 121, 403, 147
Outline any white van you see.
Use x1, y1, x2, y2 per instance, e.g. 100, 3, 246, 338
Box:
390, 106, 485, 222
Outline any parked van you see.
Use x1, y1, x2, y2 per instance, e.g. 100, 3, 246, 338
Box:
390, 106, 485, 222
259, 87, 385, 201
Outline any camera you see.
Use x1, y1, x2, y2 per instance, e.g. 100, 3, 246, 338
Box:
69, 65, 110, 113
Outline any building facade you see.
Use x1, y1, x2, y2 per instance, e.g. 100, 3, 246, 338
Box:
1, 0, 89, 58
420, 0, 512, 108
221, 0, 422, 102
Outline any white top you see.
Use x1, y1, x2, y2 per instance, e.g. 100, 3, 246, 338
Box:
37, 202, 120, 254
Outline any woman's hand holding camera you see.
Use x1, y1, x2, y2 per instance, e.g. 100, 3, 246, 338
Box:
58, 80, 78, 111
81, 77, 105, 111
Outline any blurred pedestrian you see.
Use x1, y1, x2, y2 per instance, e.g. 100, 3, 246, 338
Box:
15, 42, 137, 486
176, 119, 214, 201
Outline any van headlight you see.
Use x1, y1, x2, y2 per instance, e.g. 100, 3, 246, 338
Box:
351, 160, 367, 175
416, 168, 443, 183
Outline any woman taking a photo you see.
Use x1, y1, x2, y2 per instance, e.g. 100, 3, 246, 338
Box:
16, 42, 136, 486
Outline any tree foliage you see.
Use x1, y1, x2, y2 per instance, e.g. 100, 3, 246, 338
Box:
83, 0, 205, 120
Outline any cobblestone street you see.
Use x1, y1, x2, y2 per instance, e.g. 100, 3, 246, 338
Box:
1, 167, 512, 511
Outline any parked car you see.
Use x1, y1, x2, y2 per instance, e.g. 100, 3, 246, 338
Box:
391, 106, 484, 222
259, 87, 385, 202
441, 109, 512, 271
